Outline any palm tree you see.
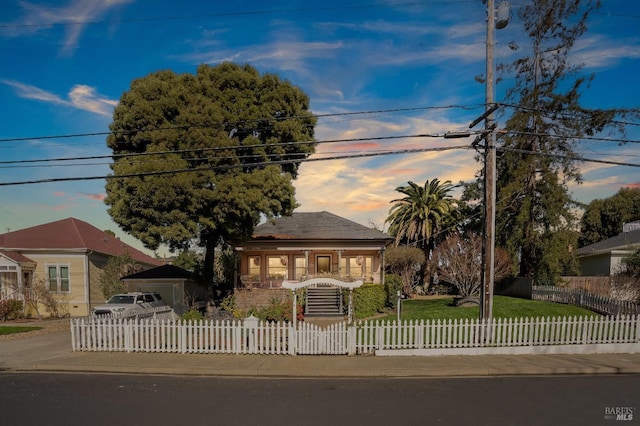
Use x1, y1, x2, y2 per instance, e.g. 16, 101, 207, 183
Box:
386, 179, 458, 258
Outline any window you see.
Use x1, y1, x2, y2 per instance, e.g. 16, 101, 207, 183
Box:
316, 255, 331, 274
267, 256, 288, 280
294, 256, 307, 280
339, 256, 373, 279
47, 265, 70, 292
248, 256, 261, 280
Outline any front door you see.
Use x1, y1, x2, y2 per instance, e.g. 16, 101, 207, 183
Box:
316, 255, 331, 274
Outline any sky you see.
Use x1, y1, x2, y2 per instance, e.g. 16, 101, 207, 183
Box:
1, 0, 639, 257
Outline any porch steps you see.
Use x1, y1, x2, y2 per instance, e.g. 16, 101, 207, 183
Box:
305, 286, 343, 317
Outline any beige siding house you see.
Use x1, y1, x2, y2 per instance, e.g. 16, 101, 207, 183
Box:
0, 218, 162, 317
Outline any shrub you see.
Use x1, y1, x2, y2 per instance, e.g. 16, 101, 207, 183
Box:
0, 299, 23, 321
181, 309, 205, 321
254, 297, 302, 322
219, 294, 236, 312
385, 246, 426, 295
384, 274, 403, 309
352, 284, 386, 319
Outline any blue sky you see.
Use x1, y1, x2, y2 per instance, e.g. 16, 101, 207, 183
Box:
1, 0, 639, 256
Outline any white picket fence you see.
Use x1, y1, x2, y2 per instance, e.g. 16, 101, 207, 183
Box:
70, 315, 640, 355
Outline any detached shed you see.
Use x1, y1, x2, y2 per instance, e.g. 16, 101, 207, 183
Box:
122, 264, 206, 315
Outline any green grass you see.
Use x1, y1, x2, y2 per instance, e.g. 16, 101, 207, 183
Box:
0, 326, 42, 335
376, 296, 599, 322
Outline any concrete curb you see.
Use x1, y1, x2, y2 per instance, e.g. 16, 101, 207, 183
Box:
2, 329, 640, 378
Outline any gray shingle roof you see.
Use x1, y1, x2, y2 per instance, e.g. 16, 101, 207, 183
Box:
577, 229, 640, 256
122, 264, 192, 280
253, 211, 391, 241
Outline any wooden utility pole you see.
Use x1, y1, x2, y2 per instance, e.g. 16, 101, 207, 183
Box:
480, 0, 497, 321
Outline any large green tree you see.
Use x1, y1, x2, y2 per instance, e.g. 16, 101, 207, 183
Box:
105, 63, 317, 289
481, 0, 631, 283
579, 188, 640, 247
386, 179, 458, 258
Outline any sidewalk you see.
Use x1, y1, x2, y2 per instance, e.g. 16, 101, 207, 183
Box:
1, 326, 640, 377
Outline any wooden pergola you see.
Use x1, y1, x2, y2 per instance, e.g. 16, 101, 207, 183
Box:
282, 278, 363, 327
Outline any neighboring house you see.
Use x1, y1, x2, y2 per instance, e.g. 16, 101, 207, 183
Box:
234, 211, 393, 289
121, 264, 206, 315
0, 218, 162, 317
576, 225, 640, 276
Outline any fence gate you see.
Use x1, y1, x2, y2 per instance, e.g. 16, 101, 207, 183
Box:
295, 321, 349, 355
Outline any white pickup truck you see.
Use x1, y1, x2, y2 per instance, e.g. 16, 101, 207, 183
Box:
91, 292, 166, 317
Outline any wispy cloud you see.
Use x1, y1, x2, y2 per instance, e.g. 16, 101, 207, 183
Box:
2, 0, 134, 55
573, 35, 640, 69
2, 79, 117, 116
79, 192, 106, 201
181, 40, 343, 74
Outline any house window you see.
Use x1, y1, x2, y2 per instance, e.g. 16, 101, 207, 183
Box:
294, 256, 306, 280
339, 256, 373, 279
316, 255, 331, 274
1, 268, 18, 293
267, 256, 288, 280
48, 265, 70, 293
248, 256, 261, 280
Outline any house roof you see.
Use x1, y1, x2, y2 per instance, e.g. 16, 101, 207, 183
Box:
122, 264, 192, 280
252, 211, 392, 241
0, 217, 162, 266
576, 228, 640, 257
0, 249, 35, 264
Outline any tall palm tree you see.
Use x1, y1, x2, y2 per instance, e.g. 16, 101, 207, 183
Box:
386, 179, 458, 257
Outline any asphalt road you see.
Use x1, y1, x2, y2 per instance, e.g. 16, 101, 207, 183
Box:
1, 372, 638, 425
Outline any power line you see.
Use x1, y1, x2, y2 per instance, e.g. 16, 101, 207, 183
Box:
0, 144, 470, 187
0, 132, 466, 166
0, 104, 482, 144
2, 138, 639, 187
500, 103, 640, 127
506, 130, 640, 145
498, 146, 640, 168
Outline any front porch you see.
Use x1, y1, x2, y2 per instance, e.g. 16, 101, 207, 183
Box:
237, 249, 384, 290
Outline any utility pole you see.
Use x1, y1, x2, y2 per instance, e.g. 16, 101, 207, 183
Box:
480, 0, 509, 321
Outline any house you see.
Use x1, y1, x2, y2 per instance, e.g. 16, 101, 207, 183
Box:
0, 217, 162, 317
576, 224, 640, 276
234, 211, 393, 289
121, 264, 206, 315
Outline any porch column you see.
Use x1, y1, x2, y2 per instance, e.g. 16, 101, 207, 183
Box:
380, 247, 386, 286
304, 250, 309, 277
337, 250, 343, 276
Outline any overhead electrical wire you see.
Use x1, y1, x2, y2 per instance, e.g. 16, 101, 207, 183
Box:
0, 104, 484, 144
2, 139, 639, 187
0, 132, 470, 166
0, 144, 470, 187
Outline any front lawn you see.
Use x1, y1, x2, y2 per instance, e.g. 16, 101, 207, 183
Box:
377, 295, 599, 322
0, 326, 42, 336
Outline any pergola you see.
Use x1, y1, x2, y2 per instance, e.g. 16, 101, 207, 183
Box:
282, 277, 363, 328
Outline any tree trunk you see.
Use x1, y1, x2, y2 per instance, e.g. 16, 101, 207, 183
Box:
203, 237, 217, 296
